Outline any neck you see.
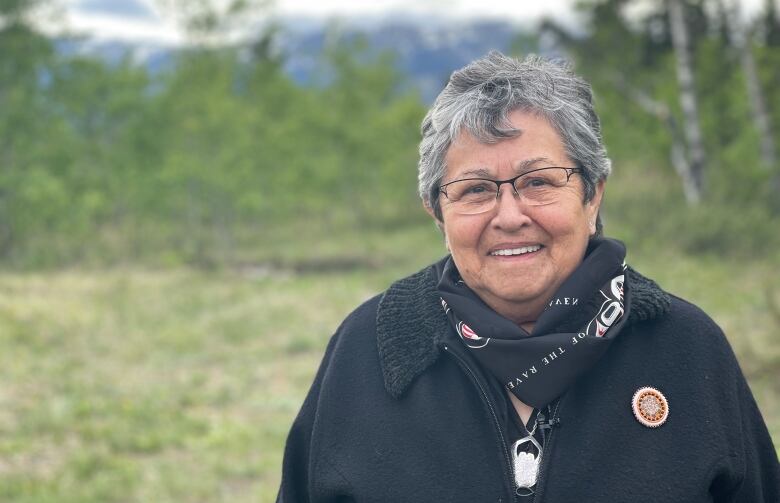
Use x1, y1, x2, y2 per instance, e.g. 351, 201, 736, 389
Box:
482, 296, 549, 333
480, 294, 544, 333
519, 321, 536, 334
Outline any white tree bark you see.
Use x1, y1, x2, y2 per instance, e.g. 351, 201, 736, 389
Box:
609, 74, 692, 195
726, 0, 777, 169
668, 0, 706, 204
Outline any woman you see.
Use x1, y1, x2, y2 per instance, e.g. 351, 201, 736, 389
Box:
277, 52, 779, 502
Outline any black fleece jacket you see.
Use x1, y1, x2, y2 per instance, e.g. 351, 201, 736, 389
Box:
277, 261, 780, 502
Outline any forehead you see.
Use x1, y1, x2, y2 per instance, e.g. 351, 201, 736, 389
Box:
444, 110, 570, 178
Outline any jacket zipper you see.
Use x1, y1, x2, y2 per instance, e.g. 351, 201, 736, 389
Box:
441, 344, 516, 502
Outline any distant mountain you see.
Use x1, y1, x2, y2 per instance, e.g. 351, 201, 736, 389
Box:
56, 37, 174, 74
60, 15, 553, 103
73, 0, 158, 21
276, 16, 531, 101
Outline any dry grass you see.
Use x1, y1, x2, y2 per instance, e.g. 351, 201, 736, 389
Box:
0, 226, 777, 501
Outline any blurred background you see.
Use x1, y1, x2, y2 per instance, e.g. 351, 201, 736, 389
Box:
0, 0, 778, 501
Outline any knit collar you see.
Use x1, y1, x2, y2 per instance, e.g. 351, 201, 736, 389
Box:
376, 257, 671, 399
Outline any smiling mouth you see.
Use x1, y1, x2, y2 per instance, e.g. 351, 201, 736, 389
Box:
489, 245, 543, 256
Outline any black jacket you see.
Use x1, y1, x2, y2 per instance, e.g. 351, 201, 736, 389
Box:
278, 261, 780, 502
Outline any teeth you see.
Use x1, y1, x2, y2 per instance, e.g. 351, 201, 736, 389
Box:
490, 245, 542, 256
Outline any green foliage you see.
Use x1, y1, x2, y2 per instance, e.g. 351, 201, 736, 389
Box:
0, 0, 42, 18
1, 0, 779, 267
549, 0, 780, 257
0, 20, 426, 267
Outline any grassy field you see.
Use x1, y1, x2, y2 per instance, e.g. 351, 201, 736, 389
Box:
0, 224, 777, 502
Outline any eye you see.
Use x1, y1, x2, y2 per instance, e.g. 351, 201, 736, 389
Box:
527, 177, 551, 187
448, 180, 495, 202
463, 182, 491, 194
518, 176, 552, 190
516, 168, 569, 191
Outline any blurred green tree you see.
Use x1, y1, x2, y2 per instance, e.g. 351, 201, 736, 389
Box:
538, 0, 780, 254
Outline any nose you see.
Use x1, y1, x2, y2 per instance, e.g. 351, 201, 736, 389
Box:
491, 184, 532, 230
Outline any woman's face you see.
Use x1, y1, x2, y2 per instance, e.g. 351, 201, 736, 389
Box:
432, 110, 604, 326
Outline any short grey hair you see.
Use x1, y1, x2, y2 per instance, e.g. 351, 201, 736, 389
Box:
418, 51, 611, 228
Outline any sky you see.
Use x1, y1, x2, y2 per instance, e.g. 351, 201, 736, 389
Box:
52, 0, 580, 44
54, 0, 767, 45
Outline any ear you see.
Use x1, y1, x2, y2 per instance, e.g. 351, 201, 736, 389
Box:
423, 201, 445, 232
586, 180, 605, 235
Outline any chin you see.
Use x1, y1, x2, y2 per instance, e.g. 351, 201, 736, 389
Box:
492, 278, 551, 301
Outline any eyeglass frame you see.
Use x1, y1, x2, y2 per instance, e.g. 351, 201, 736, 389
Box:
437, 166, 583, 208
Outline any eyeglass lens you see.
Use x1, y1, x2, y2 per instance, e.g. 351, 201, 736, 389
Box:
443, 167, 575, 215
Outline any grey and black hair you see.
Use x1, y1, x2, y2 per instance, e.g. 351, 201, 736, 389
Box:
418, 51, 611, 232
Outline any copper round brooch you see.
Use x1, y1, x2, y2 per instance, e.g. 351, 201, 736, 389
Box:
632, 387, 669, 428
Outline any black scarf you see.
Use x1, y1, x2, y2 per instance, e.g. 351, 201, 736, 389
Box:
436, 237, 629, 409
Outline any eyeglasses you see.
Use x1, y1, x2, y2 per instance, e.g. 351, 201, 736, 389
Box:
438, 167, 583, 215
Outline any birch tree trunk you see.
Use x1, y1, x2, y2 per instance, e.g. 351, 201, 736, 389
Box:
668, 0, 706, 204
726, 0, 777, 169
609, 73, 692, 190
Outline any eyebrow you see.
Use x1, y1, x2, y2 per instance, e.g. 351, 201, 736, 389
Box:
515, 157, 552, 173
459, 168, 492, 177
458, 157, 553, 178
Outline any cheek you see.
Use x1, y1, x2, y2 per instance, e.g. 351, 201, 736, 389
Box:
443, 215, 482, 248
545, 207, 592, 247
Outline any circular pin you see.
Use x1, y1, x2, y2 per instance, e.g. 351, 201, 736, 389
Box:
632, 387, 669, 428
